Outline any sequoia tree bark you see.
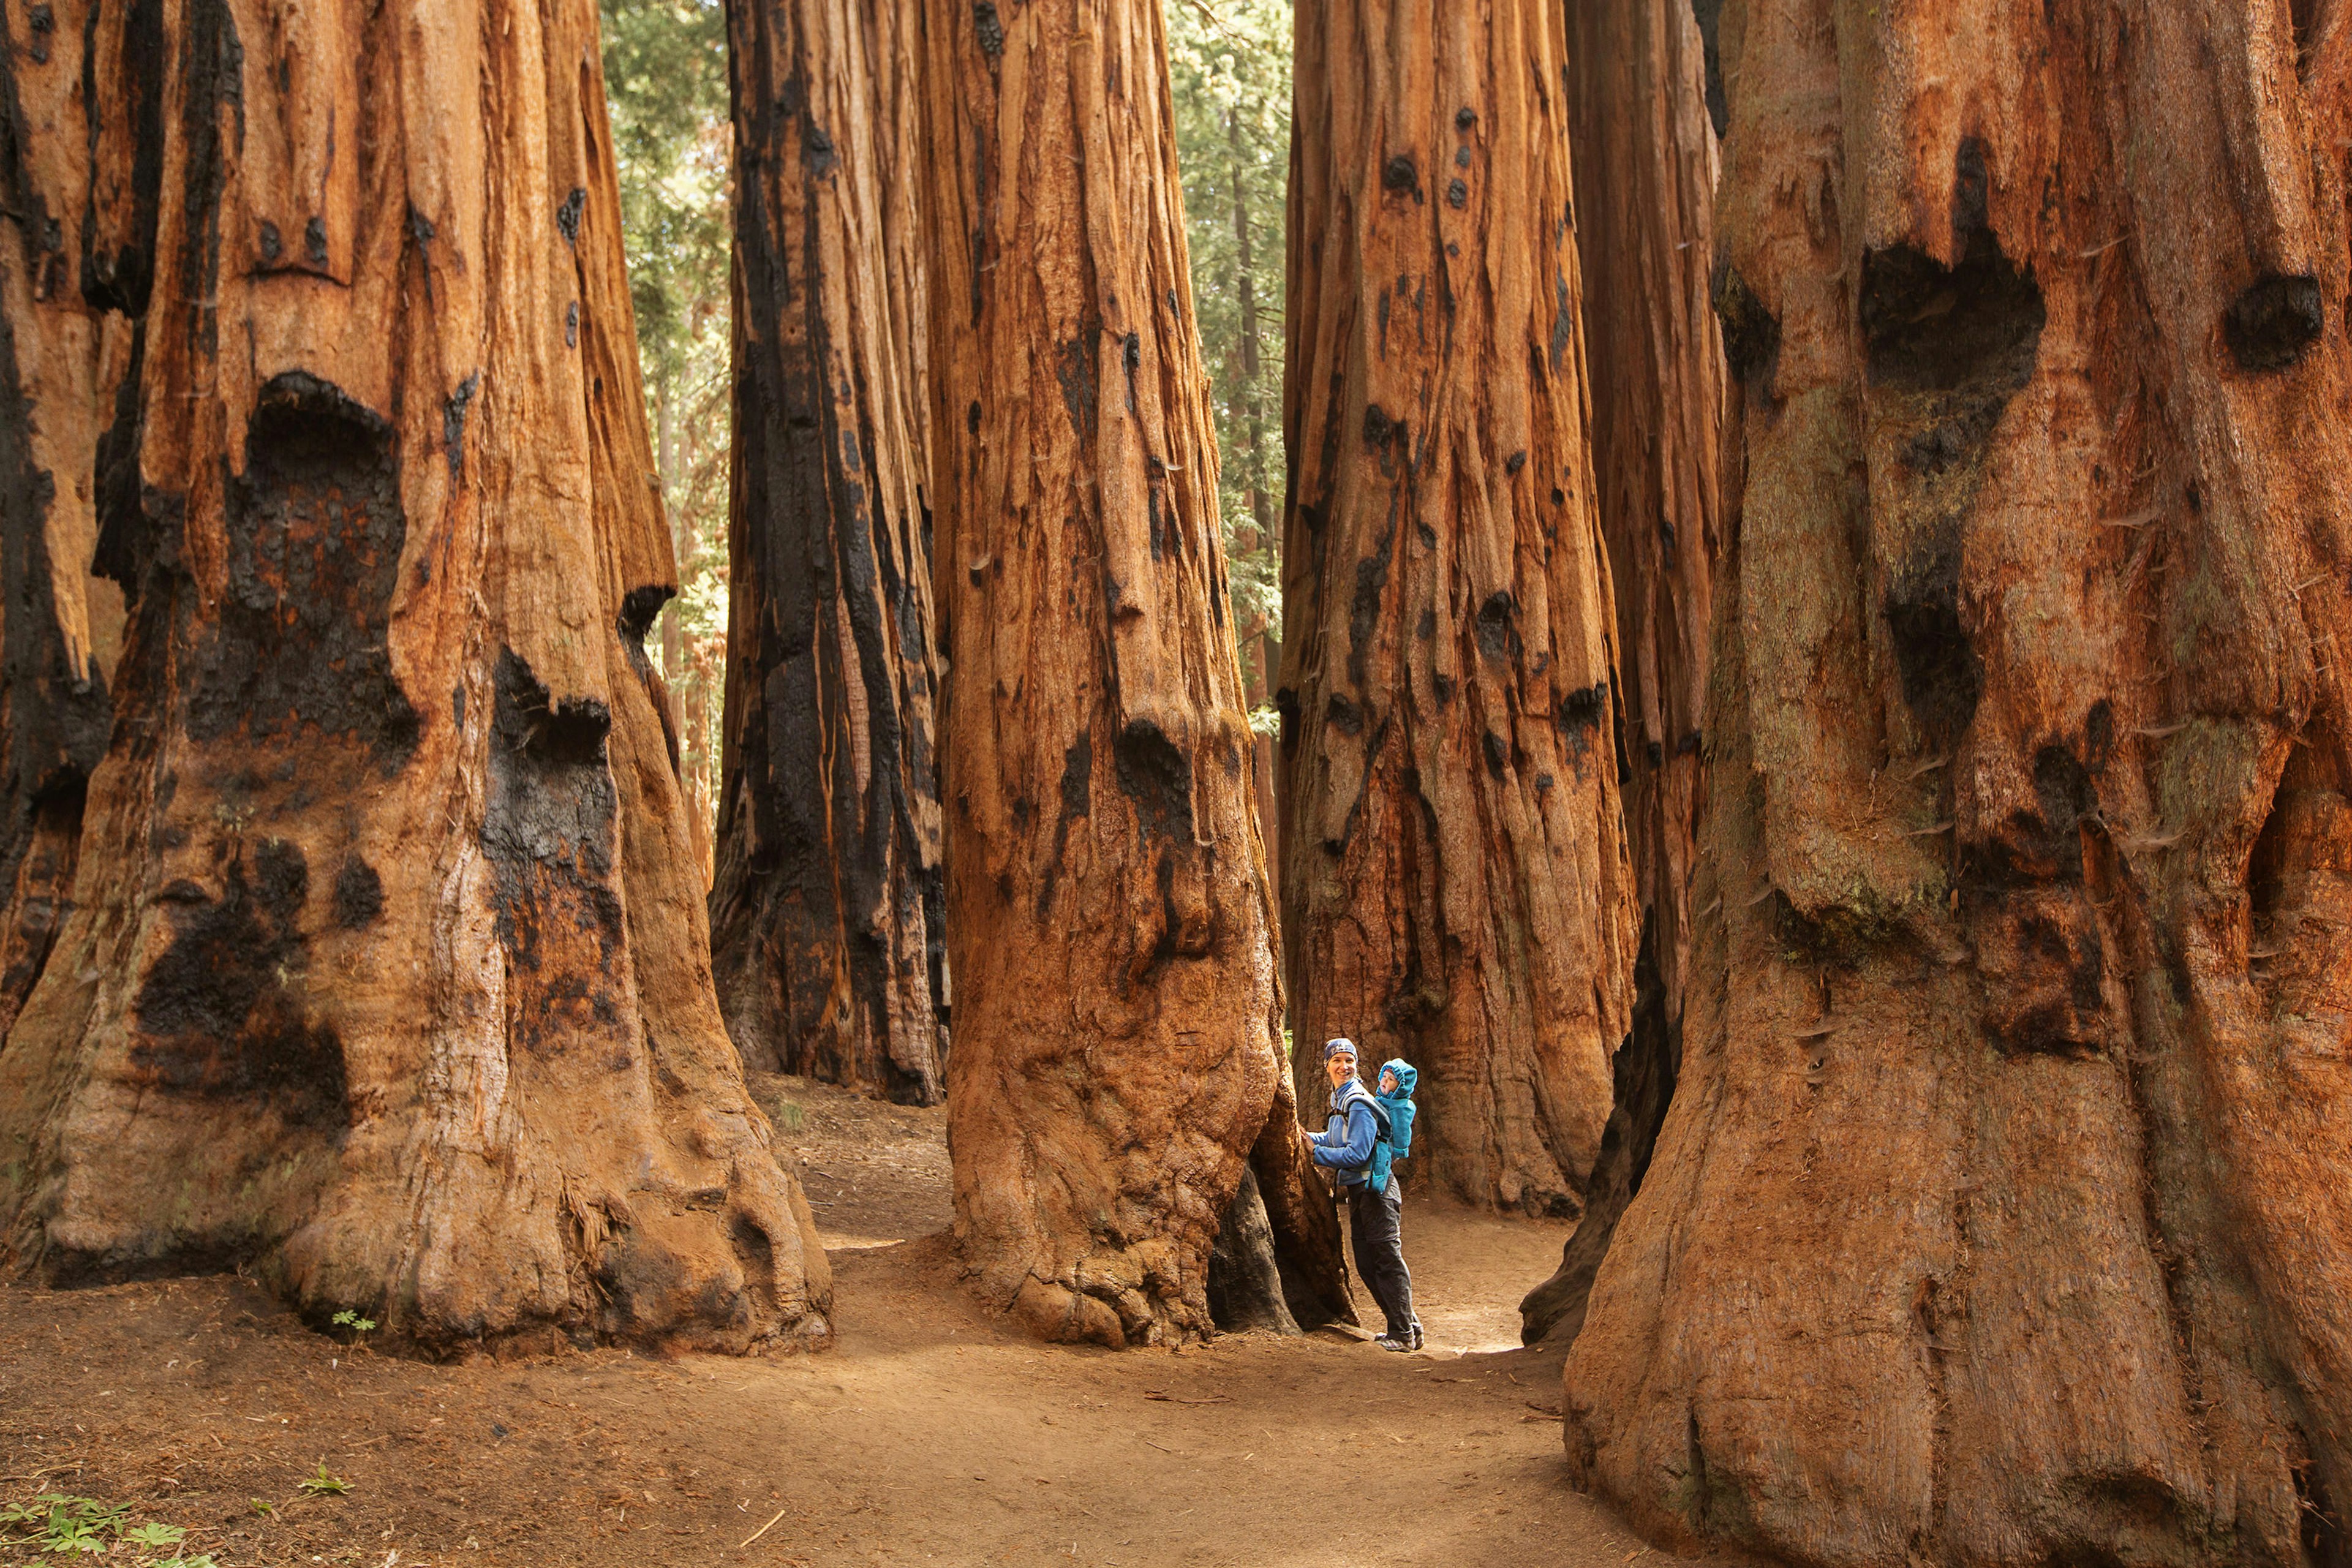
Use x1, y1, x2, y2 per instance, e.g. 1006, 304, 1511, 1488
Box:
0, 0, 830, 1354
1518, 0, 1727, 1344
919, 0, 1348, 1344
1566, 1, 2352, 1560
710, 0, 946, 1104
0, 0, 130, 1043
1278, 0, 1638, 1213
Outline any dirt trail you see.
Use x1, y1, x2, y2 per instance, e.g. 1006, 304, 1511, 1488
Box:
0, 1077, 1728, 1567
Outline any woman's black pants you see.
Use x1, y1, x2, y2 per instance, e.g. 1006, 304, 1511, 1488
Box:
1346, 1181, 1417, 1340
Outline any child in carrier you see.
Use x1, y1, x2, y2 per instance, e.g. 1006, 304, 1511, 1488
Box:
1373, 1058, 1417, 1193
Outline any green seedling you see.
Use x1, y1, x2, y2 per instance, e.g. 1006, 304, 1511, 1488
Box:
330, 1308, 377, 1343
249, 1499, 274, 1517
295, 1463, 352, 1497
0, 1494, 203, 1563
4, 1494, 127, 1555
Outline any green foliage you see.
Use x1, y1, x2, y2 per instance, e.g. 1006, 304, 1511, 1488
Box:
330, 1308, 376, 1343
600, 0, 730, 390
118, 1523, 187, 1549
295, 1463, 352, 1498
0, 1494, 215, 1564
1166, 0, 1293, 687
600, 0, 732, 843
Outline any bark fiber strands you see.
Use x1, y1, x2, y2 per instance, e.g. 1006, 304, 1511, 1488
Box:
1567, 2, 2352, 1560
919, 0, 1341, 1345
0, 0, 829, 1354
1279, 0, 1638, 1213
712, 0, 945, 1105
1519, 0, 1727, 1345
0, 0, 131, 1041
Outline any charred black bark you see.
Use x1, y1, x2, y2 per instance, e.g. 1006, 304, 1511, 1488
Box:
711, 0, 943, 1104
1207, 1166, 1298, 1335
1519, 914, 1678, 1346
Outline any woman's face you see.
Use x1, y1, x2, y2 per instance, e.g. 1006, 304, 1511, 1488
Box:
1325, 1050, 1355, 1088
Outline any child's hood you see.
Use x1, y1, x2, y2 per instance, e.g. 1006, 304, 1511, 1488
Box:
1379, 1058, 1417, 1097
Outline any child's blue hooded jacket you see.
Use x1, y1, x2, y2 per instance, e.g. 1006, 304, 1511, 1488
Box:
1370, 1059, 1417, 1193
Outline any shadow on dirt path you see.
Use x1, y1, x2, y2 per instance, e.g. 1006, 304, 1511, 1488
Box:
0, 1076, 1734, 1567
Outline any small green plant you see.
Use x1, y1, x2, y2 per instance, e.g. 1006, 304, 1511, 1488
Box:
0, 1494, 126, 1555
121, 1521, 188, 1548
249, 1499, 274, 1517
0, 1494, 212, 1564
772, 1100, 805, 1133
330, 1307, 377, 1343
295, 1462, 352, 1497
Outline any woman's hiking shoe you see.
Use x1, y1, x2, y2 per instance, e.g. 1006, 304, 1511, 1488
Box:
1374, 1334, 1415, 1352
1409, 1324, 1425, 1351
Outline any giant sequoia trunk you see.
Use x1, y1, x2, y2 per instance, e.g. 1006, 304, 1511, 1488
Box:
919, 0, 1348, 1344
0, 0, 829, 1354
1566, 1, 2352, 1560
711, 0, 946, 1104
0, 0, 129, 1044
1518, 0, 1727, 1344
1278, 0, 1638, 1213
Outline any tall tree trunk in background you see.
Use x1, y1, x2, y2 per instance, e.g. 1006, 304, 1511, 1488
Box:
1227, 111, 1275, 566
0, 0, 830, 1354
1279, 0, 1638, 1213
1567, 2, 2352, 1559
0, 0, 130, 1042
1517, 0, 1726, 1344
712, 0, 945, 1104
652, 364, 707, 877
655, 363, 685, 699
920, 0, 1348, 1345
1226, 108, 1282, 912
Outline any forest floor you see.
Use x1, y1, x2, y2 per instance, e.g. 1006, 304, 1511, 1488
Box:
0, 1075, 1727, 1568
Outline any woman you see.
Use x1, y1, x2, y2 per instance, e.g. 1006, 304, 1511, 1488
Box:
1305, 1038, 1421, 1351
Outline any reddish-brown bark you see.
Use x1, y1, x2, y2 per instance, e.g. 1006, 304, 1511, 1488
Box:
918, 0, 1346, 1344
1518, 0, 1728, 1345
1567, 1, 2352, 1558
1278, 0, 1638, 1213
0, 0, 131, 1045
0, 0, 827, 1353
